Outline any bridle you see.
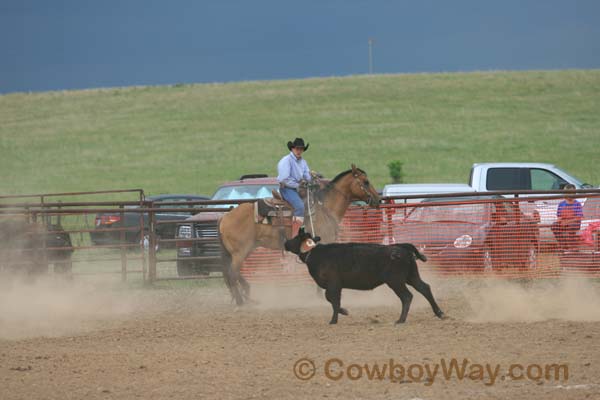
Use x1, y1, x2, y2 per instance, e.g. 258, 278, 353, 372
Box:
352, 173, 377, 207
306, 171, 378, 239
325, 173, 376, 207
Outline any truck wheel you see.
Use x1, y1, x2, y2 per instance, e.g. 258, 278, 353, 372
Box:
177, 260, 191, 277
54, 260, 72, 274
176, 261, 209, 277
30, 253, 49, 276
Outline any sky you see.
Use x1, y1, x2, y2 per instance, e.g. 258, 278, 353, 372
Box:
1, 0, 599, 94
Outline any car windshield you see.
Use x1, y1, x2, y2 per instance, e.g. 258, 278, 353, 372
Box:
155, 199, 198, 207
123, 197, 207, 210
555, 170, 590, 188
153, 198, 203, 214
209, 184, 279, 208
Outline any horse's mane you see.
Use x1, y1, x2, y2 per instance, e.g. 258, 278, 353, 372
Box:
316, 167, 367, 201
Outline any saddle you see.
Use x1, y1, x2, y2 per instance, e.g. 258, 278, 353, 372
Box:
254, 193, 293, 226
254, 183, 323, 226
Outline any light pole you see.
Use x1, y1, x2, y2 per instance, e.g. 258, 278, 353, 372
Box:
368, 38, 374, 74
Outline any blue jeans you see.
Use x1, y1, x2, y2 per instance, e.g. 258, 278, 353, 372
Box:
280, 187, 304, 217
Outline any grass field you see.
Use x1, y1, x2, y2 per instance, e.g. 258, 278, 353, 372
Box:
1, 70, 599, 198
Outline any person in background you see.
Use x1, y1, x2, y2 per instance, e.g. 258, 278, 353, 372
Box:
277, 137, 311, 224
551, 183, 583, 250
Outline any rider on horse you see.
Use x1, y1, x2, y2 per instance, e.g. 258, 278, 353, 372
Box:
277, 137, 312, 225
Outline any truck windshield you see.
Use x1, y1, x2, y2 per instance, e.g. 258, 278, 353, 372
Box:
556, 170, 592, 188
208, 185, 280, 208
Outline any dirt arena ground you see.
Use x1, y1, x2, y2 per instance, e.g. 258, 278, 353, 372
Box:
1, 274, 600, 400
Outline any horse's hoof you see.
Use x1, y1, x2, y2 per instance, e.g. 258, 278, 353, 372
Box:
245, 298, 259, 305
339, 308, 349, 316
329, 320, 338, 325
233, 299, 244, 307
437, 312, 447, 320
394, 320, 405, 326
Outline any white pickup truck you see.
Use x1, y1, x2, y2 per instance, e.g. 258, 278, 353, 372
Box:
468, 163, 593, 192
469, 163, 596, 241
383, 163, 593, 199
383, 163, 595, 245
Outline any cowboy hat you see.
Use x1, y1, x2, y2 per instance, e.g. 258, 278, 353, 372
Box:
287, 137, 309, 151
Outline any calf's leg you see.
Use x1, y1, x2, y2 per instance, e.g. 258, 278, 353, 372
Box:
316, 286, 344, 313
325, 283, 343, 324
387, 281, 413, 324
410, 280, 445, 319
407, 267, 445, 319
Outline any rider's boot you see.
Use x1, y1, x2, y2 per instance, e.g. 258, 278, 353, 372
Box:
292, 216, 304, 237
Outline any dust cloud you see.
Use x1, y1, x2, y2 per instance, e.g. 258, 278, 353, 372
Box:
249, 273, 600, 324
3, 270, 599, 341
463, 277, 600, 322
249, 276, 444, 311
0, 276, 142, 340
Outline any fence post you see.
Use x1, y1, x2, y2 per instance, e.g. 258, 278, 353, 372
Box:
385, 200, 394, 244
148, 205, 157, 283
119, 205, 127, 282
31, 210, 44, 274
139, 194, 147, 284
40, 197, 49, 273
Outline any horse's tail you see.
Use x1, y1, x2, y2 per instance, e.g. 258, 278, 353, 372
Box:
218, 218, 246, 306
217, 219, 234, 290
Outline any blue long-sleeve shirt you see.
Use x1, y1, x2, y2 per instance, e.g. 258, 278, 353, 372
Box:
277, 152, 311, 189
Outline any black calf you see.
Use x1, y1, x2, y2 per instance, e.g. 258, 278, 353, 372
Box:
284, 228, 445, 325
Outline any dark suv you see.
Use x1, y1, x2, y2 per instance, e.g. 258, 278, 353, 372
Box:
0, 215, 73, 275
90, 194, 210, 247
175, 176, 279, 276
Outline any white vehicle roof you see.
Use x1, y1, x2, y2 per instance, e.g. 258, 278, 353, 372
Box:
472, 162, 558, 168
382, 183, 474, 197
471, 163, 592, 189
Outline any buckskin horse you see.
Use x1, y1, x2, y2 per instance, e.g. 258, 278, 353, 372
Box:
219, 164, 380, 305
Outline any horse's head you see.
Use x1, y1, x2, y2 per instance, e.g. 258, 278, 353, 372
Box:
349, 164, 381, 208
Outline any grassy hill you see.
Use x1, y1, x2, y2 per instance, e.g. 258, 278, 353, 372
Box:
1, 70, 599, 198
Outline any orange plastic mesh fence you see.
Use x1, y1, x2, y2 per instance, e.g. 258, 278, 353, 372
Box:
241, 194, 600, 281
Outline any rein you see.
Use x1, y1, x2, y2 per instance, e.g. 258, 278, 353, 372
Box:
305, 186, 317, 238
324, 173, 375, 207
353, 174, 376, 206
303, 169, 376, 239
